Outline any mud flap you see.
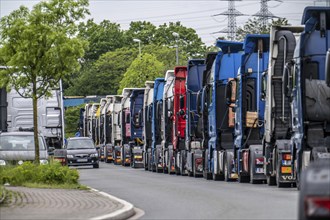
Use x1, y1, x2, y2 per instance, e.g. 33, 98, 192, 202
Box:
276, 140, 295, 186
249, 145, 266, 183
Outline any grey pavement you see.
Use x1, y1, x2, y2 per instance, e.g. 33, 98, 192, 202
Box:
0, 186, 135, 220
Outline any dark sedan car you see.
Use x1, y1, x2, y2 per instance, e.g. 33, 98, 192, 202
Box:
66, 137, 99, 168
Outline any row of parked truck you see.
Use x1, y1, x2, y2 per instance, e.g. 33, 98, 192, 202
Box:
80, 7, 330, 189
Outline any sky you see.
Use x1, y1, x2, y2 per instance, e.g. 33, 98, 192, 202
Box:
0, 0, 327, 46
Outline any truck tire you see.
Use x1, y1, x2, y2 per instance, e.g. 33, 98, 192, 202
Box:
104, 150, 108, 163
224, 155, 230, 182
267, 175, 276, 186
203, 150, 212, 180
144, 152, 148, 171
250, 156, 257, 184
193, 162, 200, 178
212, 160, 222, 181
180, 150, 187, 176
163, 150, 168, 174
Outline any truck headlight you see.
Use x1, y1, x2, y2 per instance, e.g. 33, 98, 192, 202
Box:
0, 160, 6, 166
67, 155, 74, 159
40, 159, 48, 165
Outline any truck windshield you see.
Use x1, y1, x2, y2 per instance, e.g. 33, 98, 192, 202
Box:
0, 135, 46, 151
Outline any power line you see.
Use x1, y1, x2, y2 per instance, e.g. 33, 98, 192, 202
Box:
213, 0, 245, 40
253, 0, 282, 27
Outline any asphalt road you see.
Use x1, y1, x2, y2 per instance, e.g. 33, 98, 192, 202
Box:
78, 162, 299, 220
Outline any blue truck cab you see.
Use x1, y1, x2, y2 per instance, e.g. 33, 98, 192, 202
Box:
150, 78, 165, 172
227, 34, 270, 183
184, 59, 206, 177
289, 7, 330, 188
203, 41, 244, 181
128, 88, 145, 168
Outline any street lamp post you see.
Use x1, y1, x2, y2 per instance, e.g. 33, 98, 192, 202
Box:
172, 32, 179, 65
133, 38, 141, 57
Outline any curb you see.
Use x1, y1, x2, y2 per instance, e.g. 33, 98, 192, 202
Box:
89, 187, 135, 220
0, 187, 6, 204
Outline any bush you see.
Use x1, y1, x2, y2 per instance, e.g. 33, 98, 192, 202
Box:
0, 162, 80, 186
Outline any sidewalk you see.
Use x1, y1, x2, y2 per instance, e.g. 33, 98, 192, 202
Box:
0, 186, 135, 220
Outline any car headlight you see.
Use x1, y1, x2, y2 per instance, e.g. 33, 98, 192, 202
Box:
40, 159, 48, 165
0, 160, 6, 166
67, 155, 74, 158
90, 153, 98, 157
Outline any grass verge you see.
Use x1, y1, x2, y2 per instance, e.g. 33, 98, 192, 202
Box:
0, 161, 87, 190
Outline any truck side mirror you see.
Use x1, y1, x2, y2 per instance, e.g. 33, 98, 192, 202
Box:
196, 90, 202, 114
283, 64, 292, 97
168, 99, 173, 111
179, 95, 185, 109
225, 78, 236, 106
117, 112, 120, 127
134, 110, 142, 127
326, 49, 330, 87
126, 113, 130, 124
156, 102, 160, 119
261, 71, 267, 101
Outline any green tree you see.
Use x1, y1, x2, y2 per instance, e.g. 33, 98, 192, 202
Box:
236, 18, 289, 41
65, 105, 84, 138
124, 21, 157, 46
154, 22, 206, 59
118, 53, 164, 93
78, 19, 125, 61
143, 44, 186, 71
0, 0, 89, 163
65, 47, 138, 96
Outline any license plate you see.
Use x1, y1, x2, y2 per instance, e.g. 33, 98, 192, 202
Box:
255, 168, 264, 173
281, 166, 292, 174
282, 160, 291, 166
134, 155, 142, 159
107, 156, 112, 159
77, 159, 88, 162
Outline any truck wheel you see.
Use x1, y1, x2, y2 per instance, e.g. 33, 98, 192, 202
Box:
193, 162, 199, 178
213, 172, 221, 181
267, 175, 276, 186
203, 152, 211, 179
168, 150, 174, 175
250, 155, 257, 184
180, 151, 187, 176
148, 153, 152, 172
163, 150, 168, 174
224, 157, 230, 182
144, 152, 148, 171
175, 152, 181, 175
104, 150, 108, 163
212, 161, 222, 181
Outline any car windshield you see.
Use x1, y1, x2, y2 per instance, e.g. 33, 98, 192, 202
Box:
67, 139, 95, 149
0, 135, 46, 151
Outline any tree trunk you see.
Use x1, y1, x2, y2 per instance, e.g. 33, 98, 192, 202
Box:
33, 81, 40, 165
